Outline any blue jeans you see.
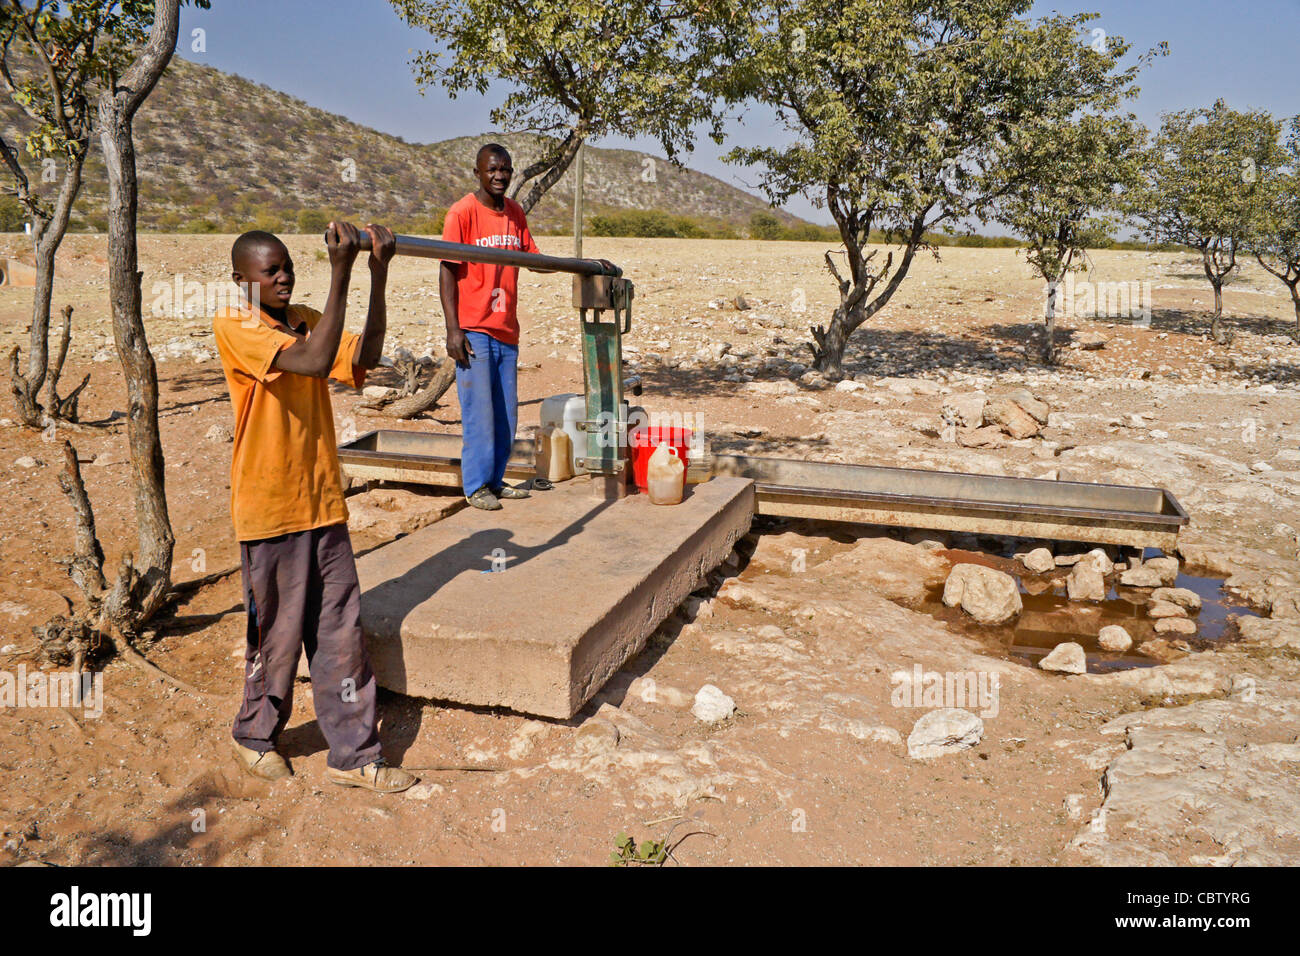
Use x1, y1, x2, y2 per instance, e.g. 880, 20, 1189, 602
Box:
455, 330, 518, 497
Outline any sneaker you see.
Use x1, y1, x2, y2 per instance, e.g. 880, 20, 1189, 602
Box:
327, 759, 418, 794
466, 486, 503, 511
492, 484, 531, 500
231, 740, 292, 781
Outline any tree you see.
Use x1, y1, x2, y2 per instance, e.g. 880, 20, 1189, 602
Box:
0, 0, 152, 426
720, 0, 1157, 378
749, 210, 783, 240
1136, 100, 1283, 343
389, 0, 728, 212
994, 113, 1146, 363
1249, 115, 1300, 336
91, 0, 181, 634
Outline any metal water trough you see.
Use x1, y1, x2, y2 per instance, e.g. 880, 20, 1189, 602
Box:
339, 431, 1188, 551
339, 430, 535, 489
712, 453, 1187, 551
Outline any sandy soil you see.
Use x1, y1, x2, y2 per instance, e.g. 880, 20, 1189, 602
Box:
1, 235, 1298, 866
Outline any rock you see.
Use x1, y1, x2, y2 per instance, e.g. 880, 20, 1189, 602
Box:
1039, 641, 1088, 674
573, 718, 620, 754
1154, 617, 1198, 637
942, 392, 987, 429
1006, 387, 1050, 424
404, 782, 446, 801
880, 377, 942, 396
823, 537, 950, 606
1147, 601, 1188, 619
986, 399, 1041, 439
1143, 556, 1180, 586
1075, 330, 1108, 350
957, 425, 1007, 448
799, 370, 830, 390
691, 685, 736, 723
1067, 564, 1107, 602
1150, 586, 1201, 611
205, 423, 233, 443
1081, 548, 1115, 575
1098, 625, 1133, 652
1137, 636, 1191, 661
733, 295, 751, 311
362, 385, 396, 401
1120, 565, 1165, 588
13, 456, 39, 469
906, 708, 984, 759
1022, 547, 1055, 574
942, 563, 1023, 625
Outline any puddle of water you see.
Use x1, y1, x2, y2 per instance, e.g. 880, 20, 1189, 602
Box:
921, 548, 1261, 673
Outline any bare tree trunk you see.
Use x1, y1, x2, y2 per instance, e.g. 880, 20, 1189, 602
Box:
3, 152, 86, 427
514, 127, 587, 215
811, 213, 927, 379
381, 357, 456, 419
48, 305, 91, 422
1043, 280, 1059, 365
1288, 282, 1300, 339
93, 0, 180, 631
1211, 280, 1225, 343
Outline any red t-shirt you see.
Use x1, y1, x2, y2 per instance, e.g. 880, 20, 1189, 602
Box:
441, 193, 540, 345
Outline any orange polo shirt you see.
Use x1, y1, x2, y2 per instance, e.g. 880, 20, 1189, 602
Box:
212, 303, 365, 542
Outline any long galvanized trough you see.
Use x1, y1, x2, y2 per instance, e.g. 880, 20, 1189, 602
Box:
711, 453, 1187, 551
338, 431, 1188, 550
338, 430, 535, 488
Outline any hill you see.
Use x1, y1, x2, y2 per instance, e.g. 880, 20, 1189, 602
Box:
1, 56, 809, 237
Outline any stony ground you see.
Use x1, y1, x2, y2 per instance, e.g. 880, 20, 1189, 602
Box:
1, 235, 1298, 865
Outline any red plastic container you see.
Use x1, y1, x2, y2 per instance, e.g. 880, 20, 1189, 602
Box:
629, 426, 693, 491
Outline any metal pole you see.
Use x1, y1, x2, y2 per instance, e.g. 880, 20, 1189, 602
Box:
341, 231, 620, 277
573, 140, 585, 258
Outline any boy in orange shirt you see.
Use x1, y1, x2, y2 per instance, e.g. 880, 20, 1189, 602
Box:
212, 222, 416, 793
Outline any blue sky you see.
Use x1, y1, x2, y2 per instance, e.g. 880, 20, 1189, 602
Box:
180, 0, 1300, 224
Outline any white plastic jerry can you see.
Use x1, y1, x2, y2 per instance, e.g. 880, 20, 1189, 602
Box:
646, 443, 685, 505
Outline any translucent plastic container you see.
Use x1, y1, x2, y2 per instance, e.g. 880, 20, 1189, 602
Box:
535, 425, 573, 481
646, 443, 685, 505
539, 394, 587, 475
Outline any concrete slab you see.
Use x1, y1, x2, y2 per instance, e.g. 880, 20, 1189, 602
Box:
356, 475, 755, 718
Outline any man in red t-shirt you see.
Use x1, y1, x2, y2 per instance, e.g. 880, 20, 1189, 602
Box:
440, 142, 610, 510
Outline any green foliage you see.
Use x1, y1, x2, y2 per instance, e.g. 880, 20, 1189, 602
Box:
717, 0, 1159, 374
297, 208, 333, 234
994, 113, 1147, 285
0, 192, 26, 230
389, 0, 731, 207
749, 211, 783, 240
1135, 99, 1284, 334
1248, 115, 1300, 326
609, 832, 668, 867
589, 208, 723, 239
1136, 101, 1282, 258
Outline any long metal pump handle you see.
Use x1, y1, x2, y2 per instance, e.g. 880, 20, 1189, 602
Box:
330, 230, 622, 278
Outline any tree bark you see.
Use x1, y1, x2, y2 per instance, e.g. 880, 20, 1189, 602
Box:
811, 211, 927, 378
93, 0, 180, 630
382, 357, 456, 419
2, 145, 87, 427
514, 127, 586, 215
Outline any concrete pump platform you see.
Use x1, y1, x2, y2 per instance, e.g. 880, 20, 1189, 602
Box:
354, 475, 755, 718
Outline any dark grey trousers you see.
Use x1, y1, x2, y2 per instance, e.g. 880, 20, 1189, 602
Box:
232, 522, 382, 771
